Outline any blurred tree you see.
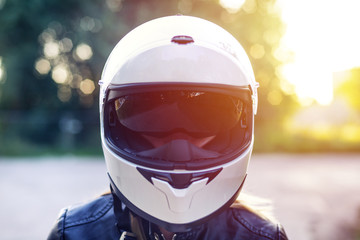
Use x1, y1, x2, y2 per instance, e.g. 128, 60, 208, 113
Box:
0, 0, 111, 153
212, 0, 299, 151
0, 0, 296, 155
335, 68, 360, 111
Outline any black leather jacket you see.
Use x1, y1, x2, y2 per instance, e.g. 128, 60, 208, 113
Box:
48, 193, 288, 240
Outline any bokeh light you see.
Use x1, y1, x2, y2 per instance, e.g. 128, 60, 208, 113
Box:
79, 79, 95, 95
52, 64, 70, 84
249, 44, 265, 60
219, 0, 246, 13
35, 58, 51, 75
267, 90, 283, 106
44, 42, 60, 59
75, 43, 93, 61
57, 85, 72, 102
59, 38, 73, 53
106, 0, 123, 12
80, 16, 102, 33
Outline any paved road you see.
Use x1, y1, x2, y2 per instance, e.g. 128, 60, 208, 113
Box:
0, 154, 360, 240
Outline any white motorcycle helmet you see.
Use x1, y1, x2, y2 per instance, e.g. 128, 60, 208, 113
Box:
99, 15, 259, 232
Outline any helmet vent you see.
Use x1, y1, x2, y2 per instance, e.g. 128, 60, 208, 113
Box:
171, 35, 194, 45
137, 167, 222, 189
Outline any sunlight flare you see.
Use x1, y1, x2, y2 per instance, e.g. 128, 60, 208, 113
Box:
219, 0, 246, 13
277, 0, 360, 105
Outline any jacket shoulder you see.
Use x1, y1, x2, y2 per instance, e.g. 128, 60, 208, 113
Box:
62, 193, 114, 228
204, 205, 288, 240
231, 205, 288, 240
47, 193, 119, 240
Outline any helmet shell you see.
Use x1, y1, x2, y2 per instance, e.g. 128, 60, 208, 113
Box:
100, 15, 258, 112
99, 15, 258, 232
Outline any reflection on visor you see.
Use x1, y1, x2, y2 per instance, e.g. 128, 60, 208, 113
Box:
105, 86, 253, 170
114, 91, 245, 136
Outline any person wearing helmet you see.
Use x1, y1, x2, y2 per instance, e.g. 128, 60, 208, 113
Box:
48, 16, 288, 240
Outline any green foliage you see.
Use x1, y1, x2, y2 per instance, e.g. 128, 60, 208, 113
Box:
335, 68, 360, 110
0, 0, 298, 155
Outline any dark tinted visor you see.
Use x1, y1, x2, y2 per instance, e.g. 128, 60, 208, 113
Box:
105, 84, 253, 170
115, 91, 245, 136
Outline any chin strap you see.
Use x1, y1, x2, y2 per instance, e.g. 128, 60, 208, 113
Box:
129, 211, 147, 240
129, 211, 176, 240
119, 231, 137, 240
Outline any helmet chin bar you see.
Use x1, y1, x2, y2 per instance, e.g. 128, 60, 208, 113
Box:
137, 167, 223, 213
109, 173, 247, 233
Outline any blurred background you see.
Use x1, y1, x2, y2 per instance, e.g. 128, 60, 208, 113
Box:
0, 0, 360, 239
1, 0, 360, 154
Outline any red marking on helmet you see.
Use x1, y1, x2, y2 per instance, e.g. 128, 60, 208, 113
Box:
171, 35, 194, 45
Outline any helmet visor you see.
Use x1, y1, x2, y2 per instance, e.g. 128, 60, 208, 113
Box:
104, 84, 253, 170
